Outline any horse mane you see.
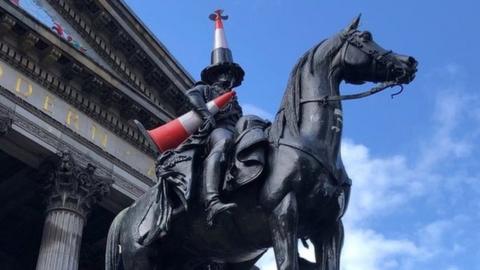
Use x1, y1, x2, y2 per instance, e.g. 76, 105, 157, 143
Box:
270, 35, 346, 143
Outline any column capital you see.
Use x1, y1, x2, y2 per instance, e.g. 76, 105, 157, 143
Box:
39, 151, 113, 219
0, 108, 13, 136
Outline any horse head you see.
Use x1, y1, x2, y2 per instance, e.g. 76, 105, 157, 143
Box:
338, 15, 417, 85
273, 16, 418, 142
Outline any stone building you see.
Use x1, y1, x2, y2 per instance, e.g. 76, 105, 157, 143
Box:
0, 0, 193, 269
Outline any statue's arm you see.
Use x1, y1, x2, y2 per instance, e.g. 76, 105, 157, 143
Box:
187, 84, 211, 119
187, 85, 216, 131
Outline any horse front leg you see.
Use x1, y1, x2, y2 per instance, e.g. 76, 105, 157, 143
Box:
269, 192, 299, 270
311, 220, 344, 270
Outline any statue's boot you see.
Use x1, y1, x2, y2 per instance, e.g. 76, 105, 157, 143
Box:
203, 150, 237, 226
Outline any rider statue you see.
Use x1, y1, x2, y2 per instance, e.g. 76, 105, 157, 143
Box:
187, 9, 245, 225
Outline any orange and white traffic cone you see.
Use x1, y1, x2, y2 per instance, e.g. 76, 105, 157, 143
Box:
135, 90, 236, 153
201, 9, 244, 88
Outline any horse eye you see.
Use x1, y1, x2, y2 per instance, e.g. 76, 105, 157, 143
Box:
362, 32, 373, 41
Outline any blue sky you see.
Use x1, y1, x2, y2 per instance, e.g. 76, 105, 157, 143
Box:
125, 1, 480, 269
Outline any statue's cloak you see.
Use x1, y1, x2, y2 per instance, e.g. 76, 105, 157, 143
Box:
138, 139, 201, 246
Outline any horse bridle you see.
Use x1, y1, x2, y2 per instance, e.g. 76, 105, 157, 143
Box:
300, 30, 405, 106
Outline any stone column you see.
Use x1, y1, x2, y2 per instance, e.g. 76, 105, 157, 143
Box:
36, 151, 112, 270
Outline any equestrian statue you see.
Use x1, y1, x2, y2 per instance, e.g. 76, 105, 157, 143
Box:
106, 11, 418, 270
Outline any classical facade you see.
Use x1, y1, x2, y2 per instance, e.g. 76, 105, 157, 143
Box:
0, 0, 193, 269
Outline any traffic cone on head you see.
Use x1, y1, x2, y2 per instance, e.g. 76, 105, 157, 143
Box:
135, 9, 242, 154
134, 91, 236, 153
201, 9, 244, 88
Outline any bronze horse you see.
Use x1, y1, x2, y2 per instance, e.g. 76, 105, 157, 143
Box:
106, 16, 417, 270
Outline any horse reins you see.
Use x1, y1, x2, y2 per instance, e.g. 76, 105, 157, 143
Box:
300, 80, 404, 105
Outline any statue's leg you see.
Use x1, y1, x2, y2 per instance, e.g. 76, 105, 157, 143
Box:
203, 128, 237, 225
269, 192, 299, 270
311, 220, 344, 270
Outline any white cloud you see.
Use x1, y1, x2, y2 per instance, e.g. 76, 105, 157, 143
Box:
417, 90, 475, 171
241, 103, 274, 120
341, 228, 421, 270
444, 63, 461, 76
419, 219, 453, 250
417, 216, 468, 258
256, 250, 276, 270
340, 140, 419, 224
338, 140, 426, 270
338, 138, 472, 269
338, 69, 480, 269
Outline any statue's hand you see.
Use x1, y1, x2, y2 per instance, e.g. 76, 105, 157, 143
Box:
199, 114, 216, 133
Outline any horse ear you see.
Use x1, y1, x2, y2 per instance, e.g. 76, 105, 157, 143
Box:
344, 14, 361, 33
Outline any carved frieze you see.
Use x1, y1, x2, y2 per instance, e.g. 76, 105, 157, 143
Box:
111, 30, 129, 49
128, 48, 147, 65
100, 87, 123, 107
0, 39, 156, 153
92, 11, 111, 28
0, 14, 16, 33
41, 46, 62, 65
82, 75, 104, 93
3, 100, 149, 196
21, 32, 40, 51
122, 103, 141, 119
0, 66, 157, 187
62, 62, 84, 80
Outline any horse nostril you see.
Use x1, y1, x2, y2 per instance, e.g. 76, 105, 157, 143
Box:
397, 55, 417, 68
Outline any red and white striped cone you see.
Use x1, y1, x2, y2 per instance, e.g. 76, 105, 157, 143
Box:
210, 9, 231, 64
135, 90, 236, 153
201, 10, 244, 88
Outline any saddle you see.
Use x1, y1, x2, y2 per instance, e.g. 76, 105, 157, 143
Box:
137, 115, 270, 245
224, 115, 270, 191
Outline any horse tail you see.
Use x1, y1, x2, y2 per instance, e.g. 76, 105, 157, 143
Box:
106, 208, 128, 270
